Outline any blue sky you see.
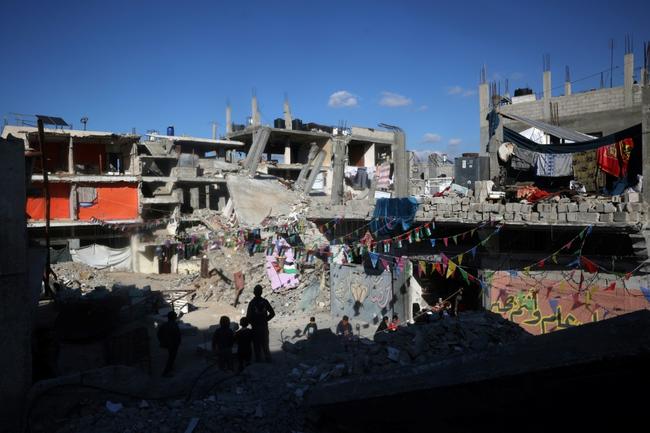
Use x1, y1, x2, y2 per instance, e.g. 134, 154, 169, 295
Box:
1, 0, 648, 154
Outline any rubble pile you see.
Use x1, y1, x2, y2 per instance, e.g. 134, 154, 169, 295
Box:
282, 311, 531, 389
45, 364, 306, 433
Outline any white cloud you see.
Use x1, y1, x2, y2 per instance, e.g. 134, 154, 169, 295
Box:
415, 104, 428, 112
379, 91, 412, 107
447, 86, 476, 97
448, 138, 462, 145
421, 133, 442, 144
328, 90, 358, 108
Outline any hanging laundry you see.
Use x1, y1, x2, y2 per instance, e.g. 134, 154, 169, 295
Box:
572, 150, 605, 193
597, 137, 635, 178
535, 153, 573, 177
376, 162, 391, 190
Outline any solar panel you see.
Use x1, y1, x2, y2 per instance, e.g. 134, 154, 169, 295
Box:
35, 115, 69, 127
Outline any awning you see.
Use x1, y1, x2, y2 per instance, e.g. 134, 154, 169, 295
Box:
500, 112, 595, 142
503, 124, 642, 154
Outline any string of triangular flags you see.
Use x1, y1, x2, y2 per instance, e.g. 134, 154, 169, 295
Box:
89, 216, 171, 232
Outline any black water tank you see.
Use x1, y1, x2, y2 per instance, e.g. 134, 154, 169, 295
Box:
514, 87, 533, 97
274, 118, 286, 128
292, 119, 303, 130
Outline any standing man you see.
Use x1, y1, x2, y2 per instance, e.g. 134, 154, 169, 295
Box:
157, 311, 181, 377
246, 285, 275, 362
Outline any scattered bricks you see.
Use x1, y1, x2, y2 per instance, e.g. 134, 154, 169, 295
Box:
613, 212, 629, 223
567, 203, 578, 212
578, 212, 599, 223
566, 212, 578, 222
557, 213, 567, 223
624, 192, 640, 203
579, 202, 591, 213
557, 204, 568, 213
599, 213, 613, 223
603, 203, 616, 213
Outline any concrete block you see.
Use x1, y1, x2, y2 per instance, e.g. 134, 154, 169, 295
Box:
567, 203, 578, 212
530, 212, 539, 222
558, 204, 568, 213
452, 204, 462, 212
626, 203, 643, 212
612, 195, 622, 203
594, 203, 605, 213
504, 213, 514, 221
599, 213, 613, 223
506, 203, 516, 213
578, 212, 599, 223
566, 212, 578, 222
624, 192, 640, 203
603, 203, 617, 213
579, 202, 591, 212
613, 212, 629, 222
557, 213, 567, 223
514, 213, 523, 222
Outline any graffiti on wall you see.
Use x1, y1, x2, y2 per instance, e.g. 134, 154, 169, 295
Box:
330, 264, 394, 321
488, 271, 647, 335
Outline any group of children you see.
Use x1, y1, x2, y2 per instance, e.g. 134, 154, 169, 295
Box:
211, 316, 254, 372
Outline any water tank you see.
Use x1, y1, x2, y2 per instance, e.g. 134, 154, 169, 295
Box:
454, 156, 490, 189
514, 88, 533, 97
292, 119, 303, 130
167, 126, 175, 136
274, 118, 286, 128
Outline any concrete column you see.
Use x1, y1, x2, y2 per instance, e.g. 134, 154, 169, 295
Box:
304, 148, 326, 194
296, 143, 319, 189
69, 184, 78, 220
488, 111, 503, 182
564, 81, 572, 96
543, 71, 552, 121
130, 234, 140, 272
543, 71, 552, 99
226, 105, 232, 134
331, 137, 347, 204
641, 68, 648, 87
284, 137, 292, 164
245, 127, 271, 175
392, 130, 409, 198
479, 82, 490, 154
252, 96, 260, 126
205, 185, 211, 210
642, 86, 650, 204
624, 52, 634, 107
68, 136, 74, 174
0, 136, 30, 431
284, 99, 292, 130
190, 187, 200, 209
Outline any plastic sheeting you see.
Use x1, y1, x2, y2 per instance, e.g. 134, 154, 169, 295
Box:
371, 197, 419, 235
71, 244, 132, 270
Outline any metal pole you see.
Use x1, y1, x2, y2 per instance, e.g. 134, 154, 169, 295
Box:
38, 119, 53, 297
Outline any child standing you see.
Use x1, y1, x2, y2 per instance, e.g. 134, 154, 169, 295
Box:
212, 316, 234, 371
234, 317, 253, 372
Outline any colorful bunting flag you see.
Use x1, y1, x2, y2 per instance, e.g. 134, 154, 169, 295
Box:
446, 261, 457, 279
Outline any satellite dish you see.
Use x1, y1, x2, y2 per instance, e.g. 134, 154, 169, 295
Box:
498, 142, 515, 162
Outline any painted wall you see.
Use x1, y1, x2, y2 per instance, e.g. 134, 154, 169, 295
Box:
330, 263, 411, 324
77, 183, 138, 221
26, 182, 71, 220
488, 270, 649, 334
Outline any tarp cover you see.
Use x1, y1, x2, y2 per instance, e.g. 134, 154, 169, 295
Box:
371, 197, 419, 234
71, 244, 131, 270
503, 124, 641, 154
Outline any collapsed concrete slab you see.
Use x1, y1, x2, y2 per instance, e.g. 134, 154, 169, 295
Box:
225, 174, 301, 226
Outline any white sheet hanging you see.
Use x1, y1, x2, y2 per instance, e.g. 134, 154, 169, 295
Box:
71, 244, 132, 270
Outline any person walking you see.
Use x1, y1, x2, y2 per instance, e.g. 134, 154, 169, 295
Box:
246, 285, 275, 362
157, 311, 181, 377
